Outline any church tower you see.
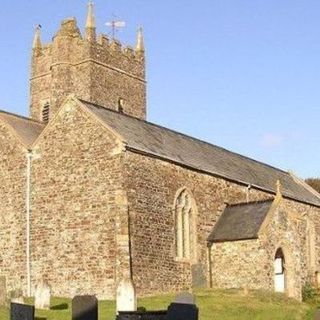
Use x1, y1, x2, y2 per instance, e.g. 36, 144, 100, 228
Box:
30, 2, 146, 122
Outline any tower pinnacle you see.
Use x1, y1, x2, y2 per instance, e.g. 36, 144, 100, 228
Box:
33, 25, 42, 50
136, 27, 145, 53
85, 1, 96, 41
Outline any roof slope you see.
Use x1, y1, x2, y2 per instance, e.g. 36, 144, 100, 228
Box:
0, 110, 45, 147
208, 200, 273, 243
82, 101, 320, 207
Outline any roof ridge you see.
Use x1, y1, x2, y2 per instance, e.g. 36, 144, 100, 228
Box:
80, 100, 289, 176
226, 199, 274, 207
0, 109, 45, 125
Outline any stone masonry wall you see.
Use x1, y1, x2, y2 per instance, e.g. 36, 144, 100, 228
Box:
211, 240, 268, 290
123, 150, 275, 296
0, 123, 27, 294
31, 100, 126, 298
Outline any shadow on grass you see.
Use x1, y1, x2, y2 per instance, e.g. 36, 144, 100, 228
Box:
35, 317, 47, 320
50, 303, 69, 310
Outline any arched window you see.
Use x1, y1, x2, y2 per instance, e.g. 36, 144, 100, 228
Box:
42, 103, 50, 123
174, 189, 196, 260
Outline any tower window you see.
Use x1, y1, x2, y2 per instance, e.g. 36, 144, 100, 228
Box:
42, 103, 50, 123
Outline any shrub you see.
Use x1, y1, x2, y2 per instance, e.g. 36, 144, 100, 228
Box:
302, 282, 318, 302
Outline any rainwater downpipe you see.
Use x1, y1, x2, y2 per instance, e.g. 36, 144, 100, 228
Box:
26, 151, 32, 297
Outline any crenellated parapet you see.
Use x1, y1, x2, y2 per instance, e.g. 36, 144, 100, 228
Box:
82, 34, 145, 80
30, 3, 146, 122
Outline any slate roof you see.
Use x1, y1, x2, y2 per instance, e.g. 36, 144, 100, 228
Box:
0, 110, 45, 147
82, 101, 320, 207
207, 200, 273, 243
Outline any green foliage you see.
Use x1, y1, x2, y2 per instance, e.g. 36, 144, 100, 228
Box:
305, 178, 320, 193
302, 283, 318, 302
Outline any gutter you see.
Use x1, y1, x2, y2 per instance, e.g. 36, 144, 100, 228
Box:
26, 151, 32, 297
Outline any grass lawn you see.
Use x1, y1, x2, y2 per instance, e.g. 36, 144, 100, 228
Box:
0, 288, 317, 320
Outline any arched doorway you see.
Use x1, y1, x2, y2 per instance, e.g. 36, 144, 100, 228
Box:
274, 248, 285, 293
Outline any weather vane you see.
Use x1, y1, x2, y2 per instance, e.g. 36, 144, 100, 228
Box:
105, 16, 126, 39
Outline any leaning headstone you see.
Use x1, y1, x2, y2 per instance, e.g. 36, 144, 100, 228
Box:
34, 280, 51, 310
10, 303, 35, 320
72, 295, 98, 320
0, 277, 7, 306
174, 292, 196, 305
167, 292, 198, 320
116, 279, 137, 313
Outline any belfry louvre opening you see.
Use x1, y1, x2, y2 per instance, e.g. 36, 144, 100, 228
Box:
42, 104, 50, 123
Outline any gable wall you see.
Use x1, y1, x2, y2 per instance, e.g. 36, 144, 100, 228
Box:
0, 123, 27, 293
31, 103, 126, 298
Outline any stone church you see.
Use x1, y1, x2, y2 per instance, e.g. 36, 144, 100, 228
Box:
0, 2, 319, 301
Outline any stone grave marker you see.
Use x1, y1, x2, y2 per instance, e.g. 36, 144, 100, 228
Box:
174, 292, 196, 305
10, 303, 35, 320
34, 280, 51, 310
116, 279, 137, 313
72, 295, 98, 320
167, 292, 198, 320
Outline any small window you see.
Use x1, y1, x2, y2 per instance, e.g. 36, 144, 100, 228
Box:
42, 103, 50, 123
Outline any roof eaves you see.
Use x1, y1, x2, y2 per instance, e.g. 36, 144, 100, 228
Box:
0, 109, 44, 125
209, 236, 259, 244
125, 146, 320, 208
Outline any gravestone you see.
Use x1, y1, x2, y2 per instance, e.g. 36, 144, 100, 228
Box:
0, 277, 7, 306
174, 292, 196, 305
167, 292, 198, 320
10, 303, 35, 320
191, 264, 207, 288
34, 280, 51, 310
167, 303, 198, 320
116, 279, 137, 313
72, 295, 98, 320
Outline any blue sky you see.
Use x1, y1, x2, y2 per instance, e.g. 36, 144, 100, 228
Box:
0, 0, 319, 178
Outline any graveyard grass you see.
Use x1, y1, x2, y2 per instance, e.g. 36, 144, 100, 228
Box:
1, 288, 317, 320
